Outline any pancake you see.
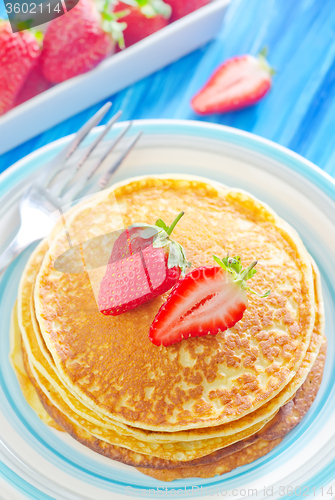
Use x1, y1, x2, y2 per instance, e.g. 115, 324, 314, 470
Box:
14, 317, 327, 473
11, 174, 326, 480
13, 311, 274, 464
19, 239, 278, 446
18, 238, 323, 449
33, 175, 316, 431
27, 356, 273, 461
16, 252, 324, 462
9, 302, 63, 432
138, 336, 327, 479
138, 439, 283, 481
18, 247, 276, 461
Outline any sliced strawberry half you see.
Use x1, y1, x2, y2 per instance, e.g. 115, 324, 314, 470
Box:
191, 50, 274, 115
149, 255, 270, 346
98, 212, 190, 315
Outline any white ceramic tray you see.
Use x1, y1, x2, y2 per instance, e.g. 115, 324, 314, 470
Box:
0, 0, 230, 155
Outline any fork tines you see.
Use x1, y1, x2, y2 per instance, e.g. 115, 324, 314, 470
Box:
47, 104, 142, 204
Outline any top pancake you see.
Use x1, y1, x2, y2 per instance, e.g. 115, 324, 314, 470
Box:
34, 175, 315, 431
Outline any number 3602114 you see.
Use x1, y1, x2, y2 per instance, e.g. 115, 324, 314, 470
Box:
5, 2, 62, 14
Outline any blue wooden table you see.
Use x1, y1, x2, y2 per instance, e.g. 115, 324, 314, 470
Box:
1, 0, 335, 177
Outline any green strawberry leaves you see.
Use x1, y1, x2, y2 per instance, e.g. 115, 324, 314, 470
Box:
155, 218, 169, 232
154, 212, 191, 275
258, 47, 276, 77
213, 254, 270, 298
97, 1, 129, 49
221, 255, 242, 274
131, 212, 191, 276
164, 240, 190, 275
30, 28, 44, 44
99, 0, 170, 49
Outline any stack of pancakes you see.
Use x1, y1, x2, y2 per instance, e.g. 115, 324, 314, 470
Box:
11, 175, 326, 481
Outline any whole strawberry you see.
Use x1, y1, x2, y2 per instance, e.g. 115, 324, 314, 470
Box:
149, 255, 270, 346
98, 212, 190, 316
0, 21, 41, 115
166, 0, 209, 22
191, 50, 274, 115
41, 0, 121, 83
14, 60, 52, 106
113, 0, 171, 48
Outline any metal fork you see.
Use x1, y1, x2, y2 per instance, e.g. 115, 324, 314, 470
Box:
0, 103, 142, 276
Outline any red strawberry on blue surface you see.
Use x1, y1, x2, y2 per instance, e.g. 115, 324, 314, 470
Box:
191, 50, 274, 115
98, 212, 190, 315
149, 255, 270, 346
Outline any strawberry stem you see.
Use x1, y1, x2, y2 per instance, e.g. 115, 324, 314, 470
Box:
155, 212, 184, 236
240, 260, 257, 280
259, 47, 268, 58
166, 212, 184, 236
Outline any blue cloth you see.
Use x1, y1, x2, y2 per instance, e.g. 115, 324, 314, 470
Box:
1, 0, 335, 176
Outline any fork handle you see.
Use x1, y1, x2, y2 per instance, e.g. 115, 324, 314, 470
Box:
0, 229, 31, 277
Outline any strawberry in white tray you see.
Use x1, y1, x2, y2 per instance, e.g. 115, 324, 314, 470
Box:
0, 21, 41, 115
112, 0, 171, 48
149, 255, 270, 346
